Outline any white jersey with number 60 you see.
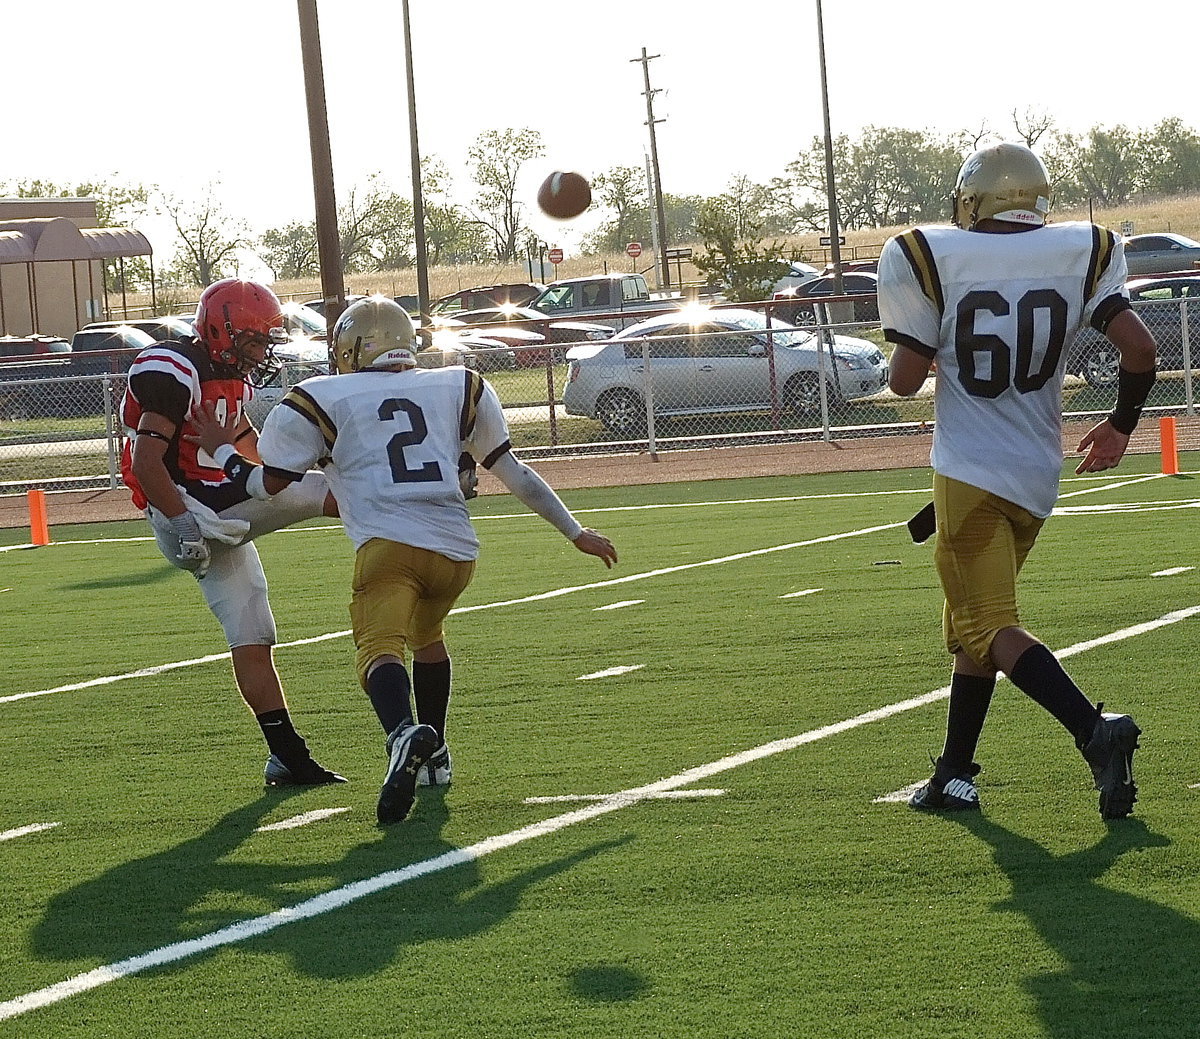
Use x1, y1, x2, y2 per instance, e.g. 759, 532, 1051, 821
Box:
257, 366, 511, 559
878, 221, 1130, 517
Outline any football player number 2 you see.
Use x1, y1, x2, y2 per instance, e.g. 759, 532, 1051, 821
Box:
378, 398, 442, 483
955, 289, 1067, 399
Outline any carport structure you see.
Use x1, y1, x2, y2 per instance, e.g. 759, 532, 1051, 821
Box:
0, 215, 154, 340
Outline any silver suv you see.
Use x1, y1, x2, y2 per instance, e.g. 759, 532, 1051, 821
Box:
562, 309, 887, 434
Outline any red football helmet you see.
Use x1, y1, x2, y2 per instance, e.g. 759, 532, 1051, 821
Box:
195, 278, 288, 385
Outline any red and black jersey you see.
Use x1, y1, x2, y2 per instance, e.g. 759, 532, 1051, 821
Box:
120, 339, 254, 511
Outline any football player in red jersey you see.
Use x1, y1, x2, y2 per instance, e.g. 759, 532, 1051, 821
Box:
121, 278, 344, 787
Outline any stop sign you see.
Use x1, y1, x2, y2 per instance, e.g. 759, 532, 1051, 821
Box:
626, 241, 643, 259
547, 247, 563, 264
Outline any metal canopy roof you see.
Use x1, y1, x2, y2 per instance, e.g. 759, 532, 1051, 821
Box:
0, 217, 152, 263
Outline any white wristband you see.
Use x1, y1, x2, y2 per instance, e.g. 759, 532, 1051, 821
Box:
212, 442, 237, 468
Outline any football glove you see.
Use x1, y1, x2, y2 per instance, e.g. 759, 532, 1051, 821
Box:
458, 452, 479, 501
168, 512, 211, 578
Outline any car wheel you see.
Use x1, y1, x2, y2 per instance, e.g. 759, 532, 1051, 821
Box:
1078, 341, 1121, 388
784, 373, 824, 417
595, 388, 647, 436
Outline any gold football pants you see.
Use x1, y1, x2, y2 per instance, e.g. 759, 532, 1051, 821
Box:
349, 539, 476, 689
933, 474, 1044, 669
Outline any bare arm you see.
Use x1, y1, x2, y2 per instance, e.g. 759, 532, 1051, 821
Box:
130, 412, 187, 518
487, 451, 617, 567
887, 343, 935, 397
1075, 309, 1158, 474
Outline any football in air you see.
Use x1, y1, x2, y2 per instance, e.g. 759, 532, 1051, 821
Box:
537, 171, 592, 220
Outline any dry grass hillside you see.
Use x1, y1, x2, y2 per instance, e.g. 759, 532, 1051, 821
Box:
130, 194, 1200, 312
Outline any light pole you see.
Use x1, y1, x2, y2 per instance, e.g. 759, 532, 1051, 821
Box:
815, 0, 843, 294
631, 47, 671, 290
401, 0, 431, 333
296, 0, 346, 357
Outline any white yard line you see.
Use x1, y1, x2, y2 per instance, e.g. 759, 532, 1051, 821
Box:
1151, 567, 1195, 577
0, 822, 59, 843
524, 790, 727, 804
4, 603, 1196, 1023
780, 588, 822, 599
255, 808, 352, 832
577, 665, 644, 681
593, 600, 644, 611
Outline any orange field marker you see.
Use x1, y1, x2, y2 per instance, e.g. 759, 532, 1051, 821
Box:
1160, 416, 1179, 475
28, 488, 50, 546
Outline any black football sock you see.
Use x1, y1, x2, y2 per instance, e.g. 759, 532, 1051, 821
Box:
413, 659, 452, 745
366, 662, 413, 736
940, 672, 995, 771
256, 708, 311, 763
1007, 644, 1097, 745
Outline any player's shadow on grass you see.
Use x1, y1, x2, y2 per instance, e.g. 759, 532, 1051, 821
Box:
271, 791, 633, 981
947, 813, 1197, 1038
32, 788, 634, 989
62, 566, 177, 591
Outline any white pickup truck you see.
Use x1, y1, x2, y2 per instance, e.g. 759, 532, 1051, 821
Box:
530, 273, 679, 328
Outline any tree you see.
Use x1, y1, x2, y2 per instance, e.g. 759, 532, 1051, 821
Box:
583, 165, 650, 254
691, 198, 786, 302
1135, 118, 1200, 198
421, 157, 492, 266
160, 183, 249, 288
337, 173, 415, 273
467, 128, 545, 262
257, 221, 319, 281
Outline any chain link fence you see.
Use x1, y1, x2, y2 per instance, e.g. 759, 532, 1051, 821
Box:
2, 295, 1197, 496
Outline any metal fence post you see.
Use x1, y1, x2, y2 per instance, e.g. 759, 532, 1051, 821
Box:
640, 337, 658, 461
102, 376, 119, 490
1181, 297, 1195, 416
814, 302, 832, 442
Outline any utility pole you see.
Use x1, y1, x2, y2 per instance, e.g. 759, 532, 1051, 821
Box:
815, 0, 844, 294
401, 0, 431, 334
296, 0, 346, 357
631, 47, 671, 290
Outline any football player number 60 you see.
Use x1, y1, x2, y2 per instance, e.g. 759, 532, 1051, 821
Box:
378, 398, 442, 483
954, 288, 1068, 399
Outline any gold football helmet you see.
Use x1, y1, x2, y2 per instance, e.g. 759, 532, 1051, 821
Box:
333, 295, 417, 373
952, 141, 1051, 230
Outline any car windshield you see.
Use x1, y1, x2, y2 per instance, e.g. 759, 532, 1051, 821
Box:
281, 304, 327, 336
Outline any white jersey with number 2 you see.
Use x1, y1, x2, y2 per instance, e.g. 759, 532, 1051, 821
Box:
257, 366, 510, 559
877, 221, 1130, 517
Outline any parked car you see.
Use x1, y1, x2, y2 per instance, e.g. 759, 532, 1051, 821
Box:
300, 294, 367, 319
771, 272, 880, 325
562, 308, 888, 434
0, 334, 71, 357
70, 326, 157, 373
0, 335, 73, 418
1122, 233, 1200, 277
771, 259, 823, 294
81, 316, 196, 345
417, 328, 518, 372
430, 283, 545, 317
444, 305, 612, 365
1067, 275, 1200, 387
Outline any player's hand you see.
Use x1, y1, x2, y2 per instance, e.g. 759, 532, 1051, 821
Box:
183, 401, 241, 457
1075, 419, 1130, 474
573, 528, 617, 568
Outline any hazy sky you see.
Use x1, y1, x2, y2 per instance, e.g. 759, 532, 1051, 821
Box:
7, 0, 1199, 260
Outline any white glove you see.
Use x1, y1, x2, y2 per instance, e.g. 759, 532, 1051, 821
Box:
168, 512, 211, 578
177, 487, 251, 544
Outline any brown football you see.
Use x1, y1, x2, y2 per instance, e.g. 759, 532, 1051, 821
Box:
537, 171, 592, 220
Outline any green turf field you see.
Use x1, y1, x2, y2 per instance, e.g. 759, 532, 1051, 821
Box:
2, 453, 1198, 1038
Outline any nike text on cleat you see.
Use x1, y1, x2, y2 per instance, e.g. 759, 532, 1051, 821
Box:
416, 743, 452, 787
909, 759, 981, 812
1081, 709, 1141, 820
377, 723, 439, 824
264, 754, 347, 787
